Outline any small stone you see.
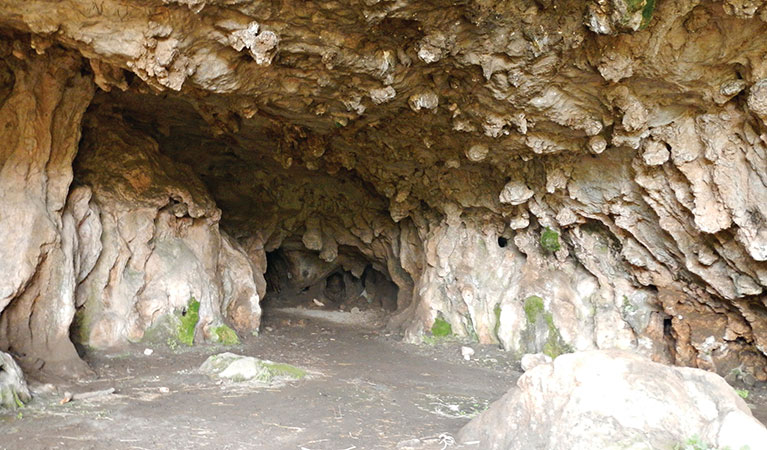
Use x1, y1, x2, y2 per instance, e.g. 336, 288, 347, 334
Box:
461, 346, 475, 361
642, 140, 670, 166
351, 307, 360, 314
158, 386, 170, 393
499, 180, 534, 205
721, 79, 747, 97
466, 144, 489, 162
588, 135, 607, 154
369, 86, 396, 104
143, 348, 154, 356
408, 91, 439, 111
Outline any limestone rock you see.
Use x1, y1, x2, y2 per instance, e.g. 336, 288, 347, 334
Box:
71, 113, 261, 349
0, 45, 95, 378
0, 352, 31, 409
1, 0, 767, 382
458, 350, 767, 450
200, 352, 307, 383
520, 353, 552, 371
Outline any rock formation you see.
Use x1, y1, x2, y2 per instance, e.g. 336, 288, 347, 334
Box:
458, 350, 767, 449
0, 351, 31, 410
0, 0, 766, 382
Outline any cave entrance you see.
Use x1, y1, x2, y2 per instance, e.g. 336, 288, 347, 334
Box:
262, 241, 398, 319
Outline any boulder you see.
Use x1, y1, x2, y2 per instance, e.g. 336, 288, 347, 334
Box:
199, 352, 307, 383
458, 350, 767, 450
0, 352, 31, 410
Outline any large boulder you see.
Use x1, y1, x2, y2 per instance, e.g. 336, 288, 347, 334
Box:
0, 352, 31, 410
458, 350, 767, 450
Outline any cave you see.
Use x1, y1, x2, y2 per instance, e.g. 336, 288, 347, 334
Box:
262, 246, 399, 312
2, 0, 767, 448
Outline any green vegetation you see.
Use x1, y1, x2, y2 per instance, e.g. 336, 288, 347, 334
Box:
524, 296, 545, 324
262, 362, 307, 379
13, 391, 24, 409
214, 325, 240, 346
673, 435, 750, 450
178, 298, 200, 346
622, 295, 638, 315
431, 317, 453, 337
540, 227, 561, 252
735, 389, 749, 400
641, 0, 656, 28
625, 0, 656, 29
523, 296, 573, 359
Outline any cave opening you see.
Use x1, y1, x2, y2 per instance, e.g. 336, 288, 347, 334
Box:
262, 244, 399, 315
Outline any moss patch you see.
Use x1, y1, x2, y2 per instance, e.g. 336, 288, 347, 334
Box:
524, 296, 545, 324
178, 298, 200, 346
640, 0, 656, 28
540, 227, 561, 252
431, 317, 453, 337
624, 0, 656, 28
523, 296, 573, 359
262, 362, 307, 379
214, 325, 240, 346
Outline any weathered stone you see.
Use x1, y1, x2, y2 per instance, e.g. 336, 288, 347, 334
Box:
0, 0, 766, 382
459, 350, 767, 450
0, 352, 31, 410
0, 45, 94, 377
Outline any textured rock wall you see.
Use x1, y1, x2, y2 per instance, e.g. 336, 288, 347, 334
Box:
1, 0, 767, 381
72, 113, 263, 349
0, 43, 94, 377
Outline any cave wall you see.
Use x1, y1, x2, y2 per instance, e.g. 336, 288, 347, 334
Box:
72, 112, 263, 349
0, 0, 767, 381
0, 44, 94, 377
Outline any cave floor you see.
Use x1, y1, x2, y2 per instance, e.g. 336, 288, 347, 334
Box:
0, 309, 521, 450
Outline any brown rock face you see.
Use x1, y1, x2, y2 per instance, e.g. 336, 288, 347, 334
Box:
0, 44, 94, 377
0, 1, 766, 381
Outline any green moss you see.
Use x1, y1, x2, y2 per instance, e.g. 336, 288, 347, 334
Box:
672, 435, 741, 450
735, 388, 749, 399
523, 296, 573, 359
431, 317, 453, 337
540, 227, 561, 252
621, 295, 638, 315
524, 296, 545, 324
13, 391, 24, 409
178, 298, 200, 346
262, 362, 307, 379
624, 0, 656, 28
640, 0, 656, 28
214, 325, 240, 346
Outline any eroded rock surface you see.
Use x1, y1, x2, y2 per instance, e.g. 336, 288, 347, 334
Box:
458, 350, 767, 450
72, 113, 262, 349
0, 0, 766, 382
0, 351, 31, 410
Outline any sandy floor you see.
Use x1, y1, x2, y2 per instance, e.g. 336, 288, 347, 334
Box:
0, 309, 520, 450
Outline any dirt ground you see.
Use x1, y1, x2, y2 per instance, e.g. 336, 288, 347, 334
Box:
2, 307, 767, 450
0, 308, 521, 450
